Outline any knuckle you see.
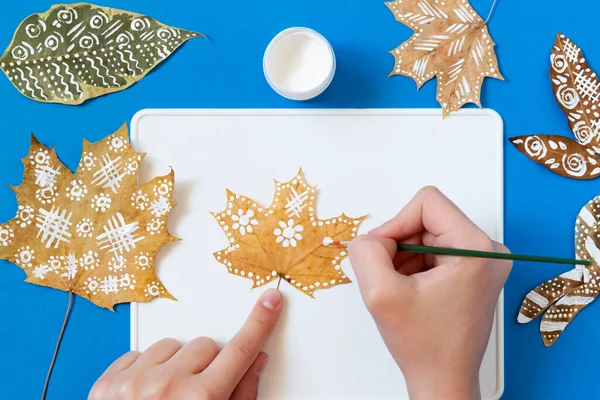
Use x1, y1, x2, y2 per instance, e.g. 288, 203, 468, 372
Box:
492, 241, 513, 272
234, 338, 257, 359
88, 379, 112, 400
145, 374, 172, 399
188, 336, 219, 358
193, 336, 218, 349
474, 236, 495, 252
118, 370, 174, 400
156, 337, 181, 349
193, 385, 215, 400
252, 309, 269, 328
363, 289, 397, 315
493, 241, 511, 255
115, 376, 139, 400
152, 337, 182, 354
417, 185, 442, 198
457, 231, 494, 254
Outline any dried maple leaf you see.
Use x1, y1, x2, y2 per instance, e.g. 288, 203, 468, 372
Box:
518, 195, 600, 346
385, 0, 503, 117
0, 3, 202, 104
0, 123, 177, 310
510, 33, 600, 179
212, 170, 366, 297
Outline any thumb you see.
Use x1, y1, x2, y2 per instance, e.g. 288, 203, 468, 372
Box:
349, 235, 416, 314
229, 352, 269, 400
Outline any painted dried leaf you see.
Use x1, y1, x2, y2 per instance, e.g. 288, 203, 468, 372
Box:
0, 123, 177, 309
510, 34, 600, 179
212, 170, 366, 297
0, 3, 201, 104
550, 34, 600, 153
385, 0, 503, 117
518, 196, 600, 346
510, 135, 600, 179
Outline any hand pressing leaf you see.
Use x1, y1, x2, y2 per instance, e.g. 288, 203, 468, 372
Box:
510, 33, 600, 179
385, 0, 503, 117
0, 3, 202, 104
212, 170, 366, 297
518, 195, 600, 346
0, 123, 177, 309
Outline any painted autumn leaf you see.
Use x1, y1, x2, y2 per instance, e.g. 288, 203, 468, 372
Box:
212, 170, 366, 297
0, 3, 201, 104
0, 123, 177, 309
510, 33, 600, 179
518, 196, 600, 346
385, 0, 503, 117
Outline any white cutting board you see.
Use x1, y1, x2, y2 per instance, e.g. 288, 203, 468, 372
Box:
130, 109, 504, 400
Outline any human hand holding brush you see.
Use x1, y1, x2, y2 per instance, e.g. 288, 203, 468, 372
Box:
89, 186, 511, 400
349, 186, 512, 400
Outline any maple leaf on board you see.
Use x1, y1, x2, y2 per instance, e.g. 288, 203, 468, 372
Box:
385, 0, 503, 117
0, 123, 177, 310
212, 170, 366, 297
510, 33, 600, 179
518, 196, 600, 346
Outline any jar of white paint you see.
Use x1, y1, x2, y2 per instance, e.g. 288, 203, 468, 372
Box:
263, 27, 336, 101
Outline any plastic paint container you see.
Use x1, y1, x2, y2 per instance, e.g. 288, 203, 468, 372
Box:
263, 27, 336, 101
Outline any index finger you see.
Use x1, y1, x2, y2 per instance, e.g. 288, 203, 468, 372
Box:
370, 186, 480, 240
197, 289, 283, 397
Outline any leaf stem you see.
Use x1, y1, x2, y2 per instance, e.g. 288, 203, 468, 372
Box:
485, 0, 499, 24
276, 275, 282, 291
41, 291, 74, 400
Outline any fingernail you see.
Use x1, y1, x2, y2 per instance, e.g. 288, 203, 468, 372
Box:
261, 289, 282, 310
257, 354, 269, 375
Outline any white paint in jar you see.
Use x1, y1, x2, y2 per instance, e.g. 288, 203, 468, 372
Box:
263, 27, 336, 101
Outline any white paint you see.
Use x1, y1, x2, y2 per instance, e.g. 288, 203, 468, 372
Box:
585, 236, 600, 264
560, 265, 590, 283
263, 27, 335, 100
557, 295, 595, 306
96, 212, 144, 254
540, 321, 568, 332
579, 207, 596, 228
517, 313, 532, 323
526, 291, 549, 308
130, 109, 504, 400
35, 206, 72, 248
285, 187, 309, 217
322, 237, 334, 246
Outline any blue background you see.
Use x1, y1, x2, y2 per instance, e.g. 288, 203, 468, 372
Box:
0, 0, 598, 398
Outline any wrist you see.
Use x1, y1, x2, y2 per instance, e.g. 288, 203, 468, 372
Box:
406, 372, 480, 400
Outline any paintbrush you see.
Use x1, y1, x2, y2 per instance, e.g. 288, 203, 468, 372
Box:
329, 241, 591, 266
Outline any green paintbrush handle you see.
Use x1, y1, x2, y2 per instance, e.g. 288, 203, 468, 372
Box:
397, 244, 591, 266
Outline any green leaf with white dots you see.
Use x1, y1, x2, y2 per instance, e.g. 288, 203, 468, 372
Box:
0, 3, 202, 104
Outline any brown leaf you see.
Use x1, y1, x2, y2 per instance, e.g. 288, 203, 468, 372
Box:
212, 170, 366, 297
509, 134, 600, 179
385, 0, 503, 117
0, 124, 177, 309
550, 34, 600, 153
517, 196, 600, 346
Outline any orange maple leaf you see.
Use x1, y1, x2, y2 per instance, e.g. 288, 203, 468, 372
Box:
212, 170, 366, 297
0, 123, 177, 310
